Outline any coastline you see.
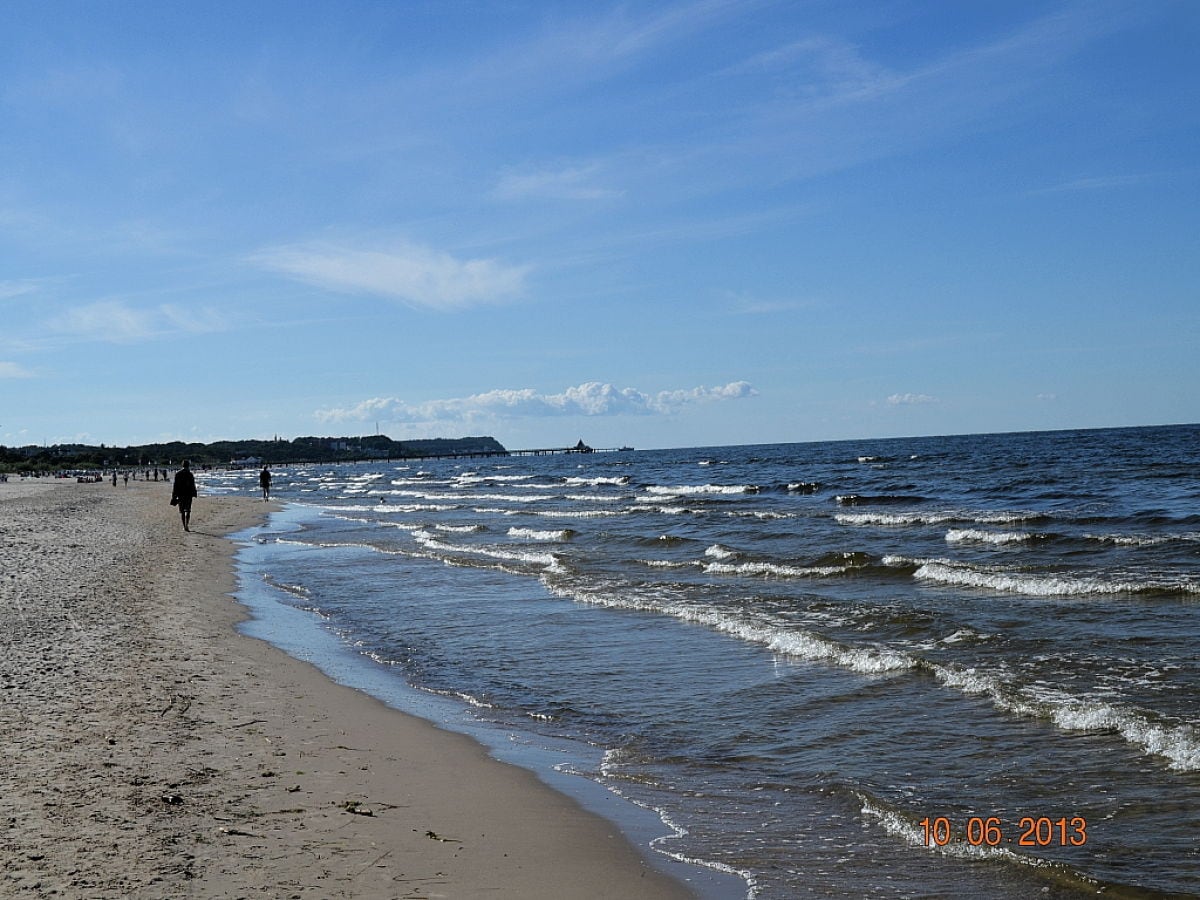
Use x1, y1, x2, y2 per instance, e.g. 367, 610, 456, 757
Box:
0, 480, 697, 898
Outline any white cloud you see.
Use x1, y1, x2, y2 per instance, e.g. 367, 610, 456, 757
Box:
493, 165, 624, 202
316, 380, 757, 424
887, 392, 938, 406
1032, 173, 1154, 195
0, 361, 33, 378
253, 239, 530, 311
49, 301, 228, 343
0, 280, 44, 301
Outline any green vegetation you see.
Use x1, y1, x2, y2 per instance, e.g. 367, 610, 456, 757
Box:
0, 435, 508, 474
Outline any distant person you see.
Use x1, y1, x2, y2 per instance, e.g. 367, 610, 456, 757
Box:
259, 466, 271, 500
171, 460, 197, 532
112, 471, 117, 487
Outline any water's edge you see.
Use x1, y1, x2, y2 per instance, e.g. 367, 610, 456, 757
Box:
229, 516, 751, 900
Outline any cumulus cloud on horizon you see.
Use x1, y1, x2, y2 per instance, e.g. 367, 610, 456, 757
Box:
316, 380, 757, 425
252, 238, 530, 311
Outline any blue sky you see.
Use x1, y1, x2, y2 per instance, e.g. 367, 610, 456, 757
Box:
2, 1, 1196, 451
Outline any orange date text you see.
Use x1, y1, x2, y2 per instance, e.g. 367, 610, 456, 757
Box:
919, 816, 1088, 848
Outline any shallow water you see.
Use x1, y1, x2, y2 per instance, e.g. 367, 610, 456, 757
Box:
214, 425, 1200, 898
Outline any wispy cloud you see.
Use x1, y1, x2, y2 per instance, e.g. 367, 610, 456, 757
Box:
48, 301, 228, 343
0, 280, 46, 301
887, 392, 938, 406
1031, 173, 1157, 195
316, 380, 757, 424
0, 361, 34, 378
252, 239, 531, 311
723, 289, 820, 315
493, 165, 624, 202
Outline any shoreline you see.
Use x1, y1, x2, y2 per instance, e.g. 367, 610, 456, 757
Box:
0, 480, 704, 898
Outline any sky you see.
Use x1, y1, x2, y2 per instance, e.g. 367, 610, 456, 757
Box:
1, 0, 1197, 452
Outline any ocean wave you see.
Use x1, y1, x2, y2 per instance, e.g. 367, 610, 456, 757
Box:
838, 510, 1049, 527
563, 475, 631, 486
526, 508, 631, 519
436, 524, 486, 533
945, 528, 1039, 545
725, 510, 798, 520
931, 664, 1200, 771
836, 494, 928, 506
857, 795, 1042, 866
508, 527, 575, 542
445, 492, 555, 503
412, 529, 566, 573
912, 561, 1200, 597
704, 544, 737, 560
644, 484, 760, 496
786, 481, 820, 493
838, 512, 959, 526
643, 505, 698, 515
261, 574, 310, 599
1085, 531, 1200, 547
455, 473, 537, 484
704, 561, 850, 578
542, 583, 914, 675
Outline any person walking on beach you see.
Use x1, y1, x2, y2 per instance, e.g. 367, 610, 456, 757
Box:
259, 466, 271, 501
171, 460, 197, 531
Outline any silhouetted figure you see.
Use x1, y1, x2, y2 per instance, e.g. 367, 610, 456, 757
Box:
259, 466, 271, 501
171, 460, 197, 531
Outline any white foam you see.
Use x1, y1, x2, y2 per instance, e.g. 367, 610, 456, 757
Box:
412, 529, 564, 572
837, 512, 958, 526
508, 527, 573, 542
912, 561, 1199, 597
931, 665, 1200, 771
704, 544, 737, 560
455, 473, 537, 484
858, 796, 1034, 865
704, 561, 848, 578
945, 528, 1036, 545
544, 583, 913, 675
1087, 532, 1200, 547
527, 508, 631, 519
726, 510, 798, 520
645, 484, 758, 496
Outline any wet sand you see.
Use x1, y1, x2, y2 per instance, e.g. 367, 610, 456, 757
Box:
0, 479, 695, 898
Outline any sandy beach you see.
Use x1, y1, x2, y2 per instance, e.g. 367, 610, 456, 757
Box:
0, 479, 695, 899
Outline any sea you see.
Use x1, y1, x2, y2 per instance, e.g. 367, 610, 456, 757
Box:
201, 424, 1200, 899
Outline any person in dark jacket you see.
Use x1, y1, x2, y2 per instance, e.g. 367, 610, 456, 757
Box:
171, 460, 198, 531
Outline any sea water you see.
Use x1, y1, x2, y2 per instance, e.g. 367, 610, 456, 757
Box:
208, 425, 1199, 898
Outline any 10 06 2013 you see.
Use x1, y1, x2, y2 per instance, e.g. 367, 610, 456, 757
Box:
920, 816, 1088, 848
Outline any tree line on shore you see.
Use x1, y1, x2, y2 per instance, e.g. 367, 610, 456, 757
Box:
0, 435, 508, 473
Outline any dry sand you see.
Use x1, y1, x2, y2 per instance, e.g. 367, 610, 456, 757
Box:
0, 479, 697, 898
